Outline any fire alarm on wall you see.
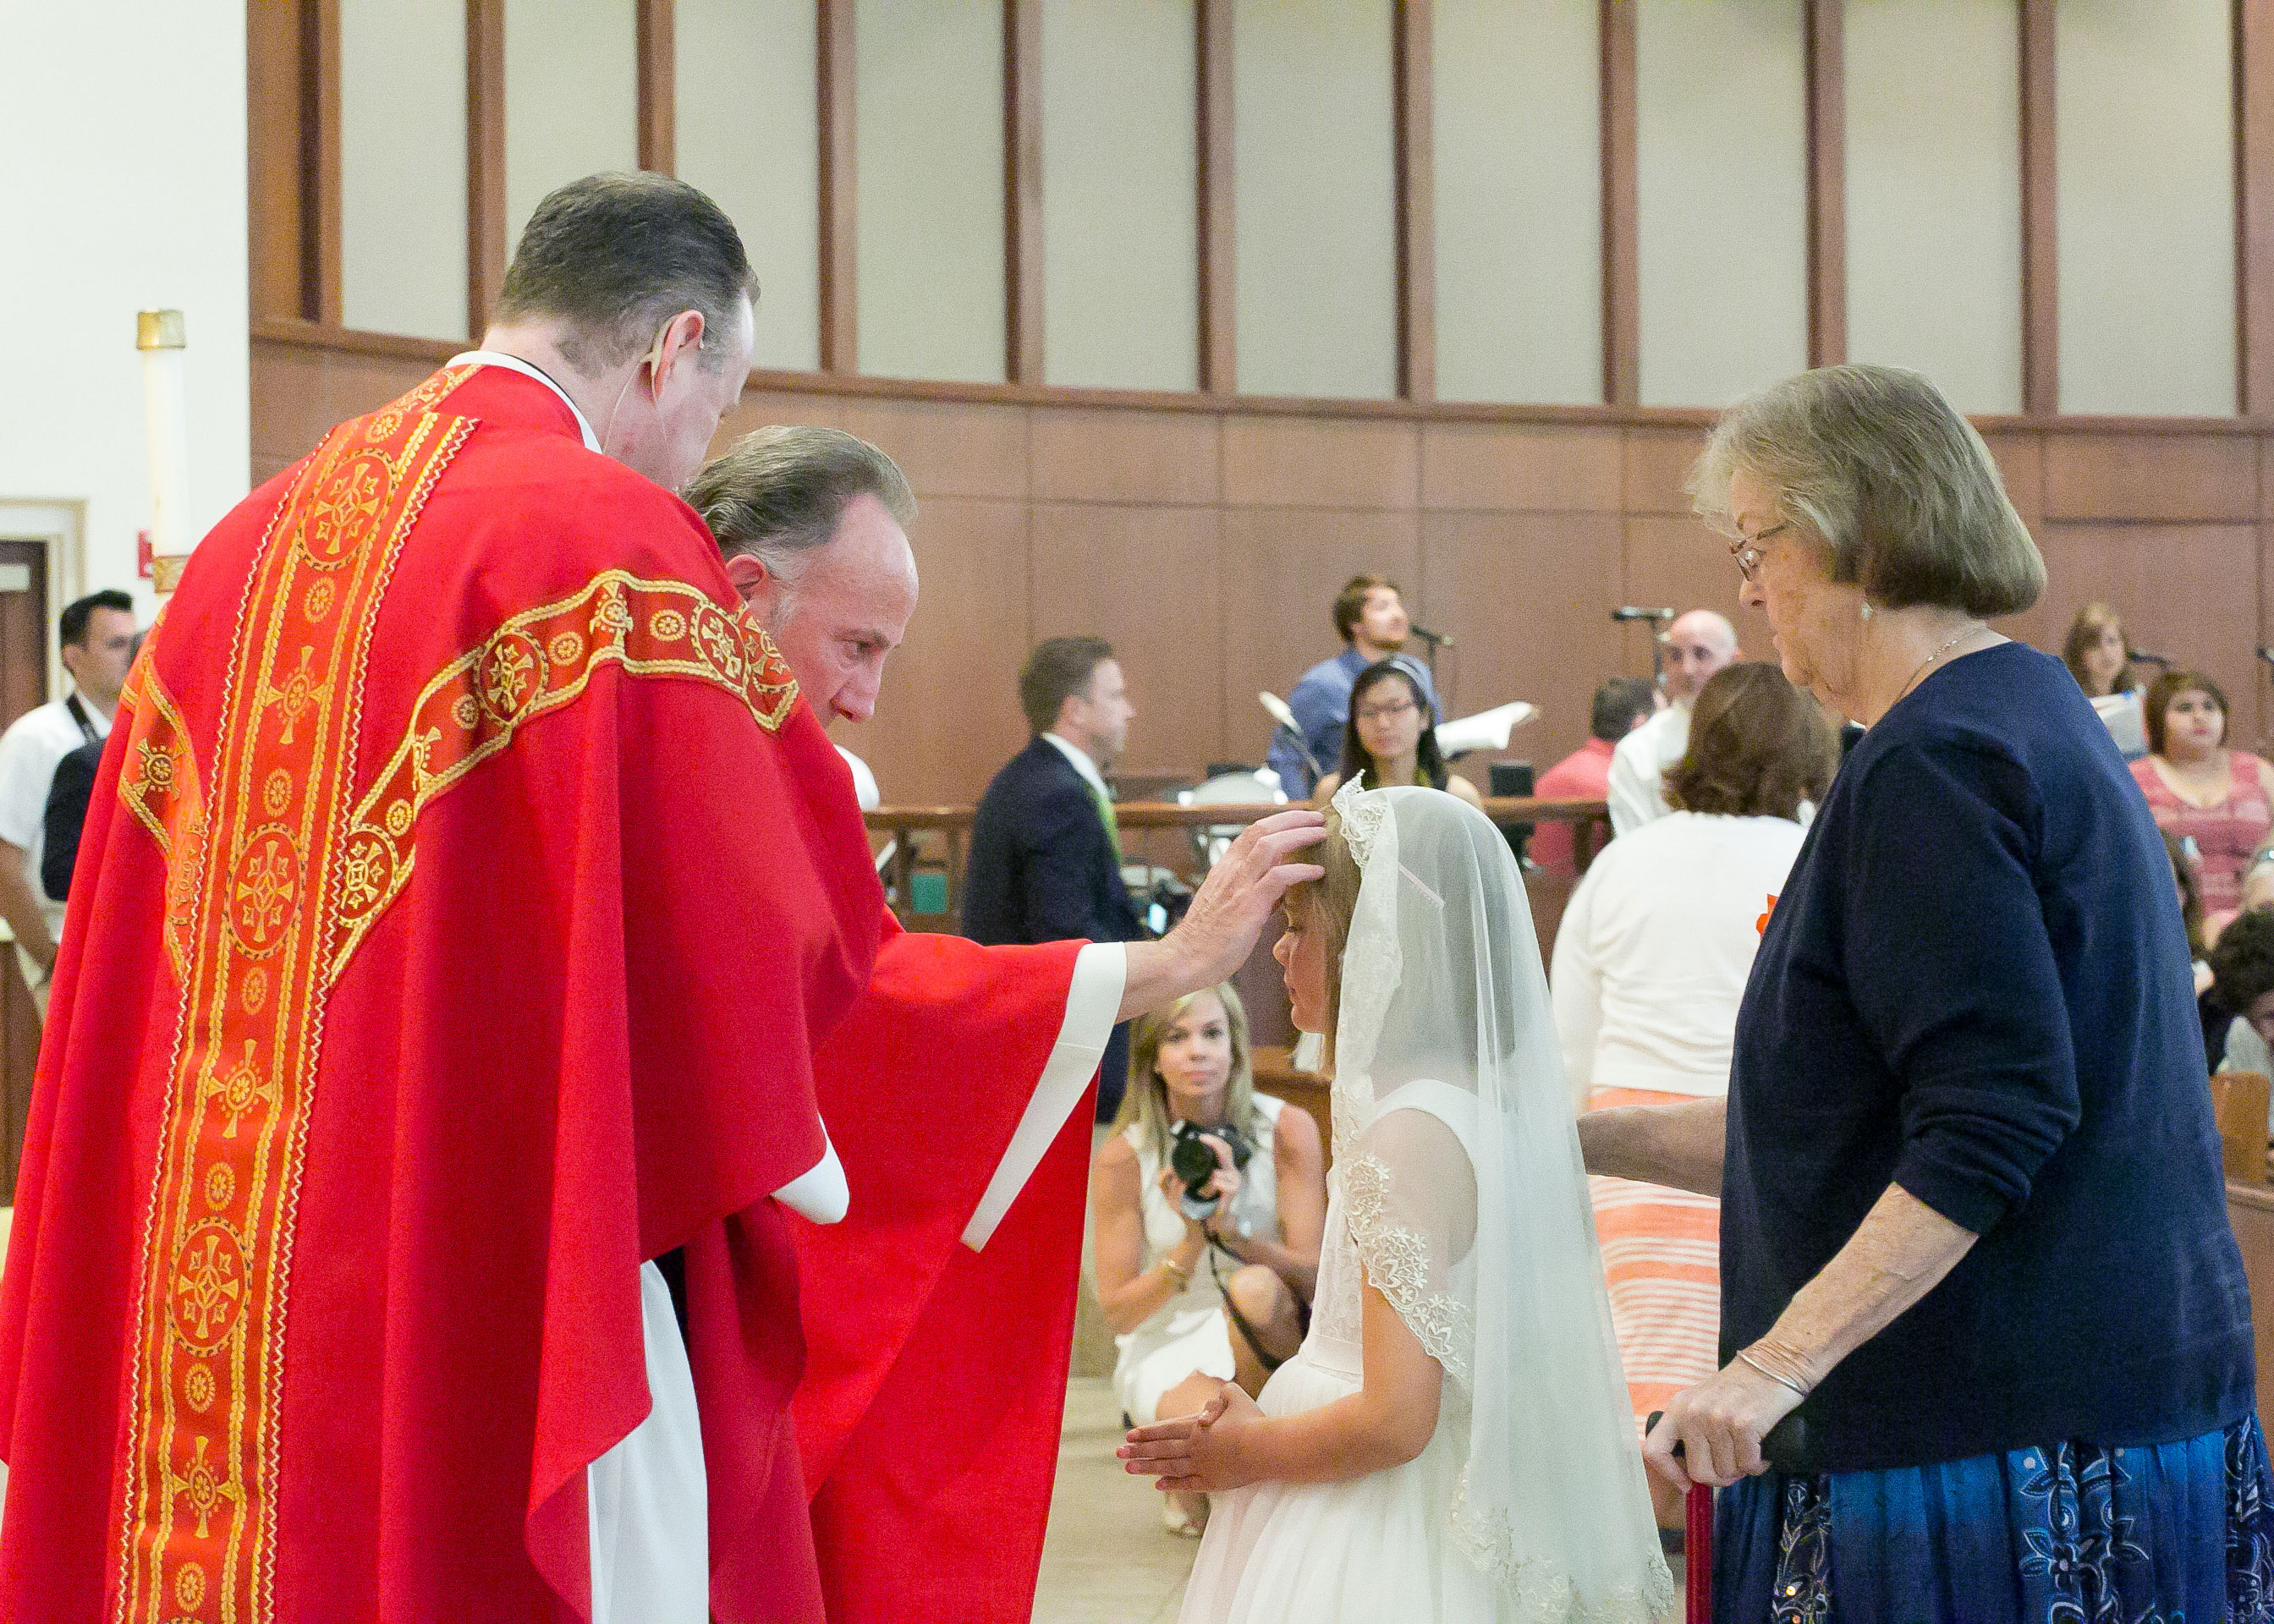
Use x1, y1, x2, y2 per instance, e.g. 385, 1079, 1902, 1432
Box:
137, 528, 154, 580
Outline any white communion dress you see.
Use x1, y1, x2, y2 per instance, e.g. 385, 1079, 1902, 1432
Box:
1178, 783, 1675, 1624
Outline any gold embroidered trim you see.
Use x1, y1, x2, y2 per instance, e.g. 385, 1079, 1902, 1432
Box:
113, 365, 475, 1624
114, 649, 206, 984
323, 571, 799, 985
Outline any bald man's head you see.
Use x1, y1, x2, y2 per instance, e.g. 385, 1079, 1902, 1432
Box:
1662, 609, 1740, 701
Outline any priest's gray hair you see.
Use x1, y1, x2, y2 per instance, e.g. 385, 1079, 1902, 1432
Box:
1689, 362, 2044, 618
684, 426, 917, 584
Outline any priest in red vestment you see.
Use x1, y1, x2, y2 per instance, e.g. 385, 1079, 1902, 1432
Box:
684, 430, 1327, 1623
0, 177, 888, 1624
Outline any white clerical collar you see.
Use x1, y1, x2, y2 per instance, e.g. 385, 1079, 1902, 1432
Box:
447, 350, 603, 452
1041, 731, 1110, 800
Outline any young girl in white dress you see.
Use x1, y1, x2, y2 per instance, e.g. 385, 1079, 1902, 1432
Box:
1123, 782, 1674, 1623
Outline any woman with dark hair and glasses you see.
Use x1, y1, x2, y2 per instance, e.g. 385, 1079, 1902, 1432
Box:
1310, 660, 1484, 810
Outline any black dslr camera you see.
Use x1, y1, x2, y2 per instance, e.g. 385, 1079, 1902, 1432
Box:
1168, 1118, 1255, 1222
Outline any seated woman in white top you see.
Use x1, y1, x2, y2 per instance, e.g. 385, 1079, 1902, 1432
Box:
1311, 660, 1485, 810
1550, 661, 1835, 1526
1090, 983, 1326, 1533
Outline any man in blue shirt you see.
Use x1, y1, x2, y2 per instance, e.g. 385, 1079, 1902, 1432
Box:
1264, 574, 1440, 797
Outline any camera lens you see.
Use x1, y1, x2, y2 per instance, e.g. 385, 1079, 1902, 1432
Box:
1170, 1133, 1218, 1191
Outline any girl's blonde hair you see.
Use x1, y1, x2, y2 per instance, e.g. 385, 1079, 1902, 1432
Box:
1114, 980, 1257, 1165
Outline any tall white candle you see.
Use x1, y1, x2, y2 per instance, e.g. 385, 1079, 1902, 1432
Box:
138, 309, 190, 590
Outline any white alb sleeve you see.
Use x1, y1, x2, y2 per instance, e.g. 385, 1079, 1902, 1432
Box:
961, 941, 1126, 1251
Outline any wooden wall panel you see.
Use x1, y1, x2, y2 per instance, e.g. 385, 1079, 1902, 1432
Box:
2044, 435, 2260, 523
1030, 409, 1222, 506
1420, 423, 1623, 513
1031, 503, 1226, 771
250, 340, 433, 481
1620, 427, 1707, 516
252, 332, 2274, 808
1221, 418, 1419, 509
1980, 431, 2046, 525
1422, 510, 1624, 772
852, 497, 1033, 804
722, 393, 1031, 502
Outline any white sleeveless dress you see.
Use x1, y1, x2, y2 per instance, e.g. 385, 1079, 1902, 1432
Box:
1111, 1095, 1288, 1426
1179, 1082, 1497, 1623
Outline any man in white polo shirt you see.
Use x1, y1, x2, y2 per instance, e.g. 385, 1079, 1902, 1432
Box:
1607, 608, 1741, 836
0, 589, 136, 1015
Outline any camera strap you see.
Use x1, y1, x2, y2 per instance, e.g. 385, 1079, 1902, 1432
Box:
1211, 1242, 1293, 1376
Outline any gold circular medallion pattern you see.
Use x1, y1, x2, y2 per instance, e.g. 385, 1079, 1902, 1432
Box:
168, 1219, 250, 1353
226, 826, 301, 957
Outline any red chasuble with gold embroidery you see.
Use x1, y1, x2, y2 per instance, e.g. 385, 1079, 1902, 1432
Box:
0, 366, 881, 1623
794, 917, 1097, 1622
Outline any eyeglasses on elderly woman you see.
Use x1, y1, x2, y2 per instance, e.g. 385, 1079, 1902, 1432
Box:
1726, 522, 1792, 584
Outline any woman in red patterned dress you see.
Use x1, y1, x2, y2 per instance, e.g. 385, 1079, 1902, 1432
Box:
2130, 669, 2274, 934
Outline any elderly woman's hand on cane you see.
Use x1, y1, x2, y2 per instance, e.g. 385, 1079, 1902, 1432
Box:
1643, 1351, 1809, 1492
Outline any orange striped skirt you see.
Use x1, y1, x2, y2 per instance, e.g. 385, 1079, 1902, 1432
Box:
1586, 1085, 1722, 1430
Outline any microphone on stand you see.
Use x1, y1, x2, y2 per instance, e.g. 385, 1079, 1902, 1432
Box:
1258, 691, 1324, 779
1408, 624, 1456, 649
2127, 649, 2173, 668
1611, 606, 1677, 623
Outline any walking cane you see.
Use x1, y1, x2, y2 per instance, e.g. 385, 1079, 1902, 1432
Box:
1646, 1410, 1809, 1624
1646, 1413, 1712, 1624
1683, 1477, 1713, 1623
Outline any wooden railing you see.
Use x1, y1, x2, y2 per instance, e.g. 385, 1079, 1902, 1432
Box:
866, 796, 1611, 930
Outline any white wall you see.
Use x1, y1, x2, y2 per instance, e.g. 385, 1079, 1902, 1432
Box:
1041, 0, 1200, 392
342, 0, 468, 342
1634, 0, 1809, 408
1844, 0, 2022, 417
2056, 0, 2237, 416
855, 0, 1007, 382
0, 0, 250, 624
1233, 0, 1398, 399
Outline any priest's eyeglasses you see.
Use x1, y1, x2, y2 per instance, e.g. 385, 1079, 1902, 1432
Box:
1729, 522, 1791, 584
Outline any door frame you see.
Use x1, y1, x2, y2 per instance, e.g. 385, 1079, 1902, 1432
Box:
0, 500, 89, 704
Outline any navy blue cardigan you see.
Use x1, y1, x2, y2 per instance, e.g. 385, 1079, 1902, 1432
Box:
1723, 642, 2255, 1471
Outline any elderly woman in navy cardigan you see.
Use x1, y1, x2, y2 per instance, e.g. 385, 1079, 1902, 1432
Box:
1581, 363, 2271, 1622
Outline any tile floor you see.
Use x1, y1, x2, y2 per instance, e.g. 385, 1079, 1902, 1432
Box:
1031, 1378, 1199, 1623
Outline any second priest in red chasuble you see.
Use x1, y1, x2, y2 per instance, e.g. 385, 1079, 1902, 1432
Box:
0, 358, 886, 1623
688, 423, 1328, 1624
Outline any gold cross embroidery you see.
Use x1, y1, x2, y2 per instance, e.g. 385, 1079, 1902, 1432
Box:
163, 1435, 246, 1542
263, 646, 332, 746
203, 1039, 278, 1138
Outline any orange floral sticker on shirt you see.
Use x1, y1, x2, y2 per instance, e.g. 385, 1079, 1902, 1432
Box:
1757, 894, 1779, 935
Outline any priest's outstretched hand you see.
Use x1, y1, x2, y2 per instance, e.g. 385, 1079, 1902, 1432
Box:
1118, 808, 1326, 1022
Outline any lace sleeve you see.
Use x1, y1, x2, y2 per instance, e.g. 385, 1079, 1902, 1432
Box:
1343, 1105, 1477, 1389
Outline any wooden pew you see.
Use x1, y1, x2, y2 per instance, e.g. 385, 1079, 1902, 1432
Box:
2222, 1073, 2274, 1420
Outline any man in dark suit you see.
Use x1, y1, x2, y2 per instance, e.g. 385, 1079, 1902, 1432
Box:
964, 635, 1145, 1116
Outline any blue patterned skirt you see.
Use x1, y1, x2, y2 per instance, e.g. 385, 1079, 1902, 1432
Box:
1714, 1416, 2274, 1623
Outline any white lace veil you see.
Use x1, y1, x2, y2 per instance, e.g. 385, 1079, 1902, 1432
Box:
1328, 781, 1673, 1622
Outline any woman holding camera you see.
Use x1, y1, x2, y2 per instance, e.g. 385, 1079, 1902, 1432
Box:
1090, 983, 1326, 1534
